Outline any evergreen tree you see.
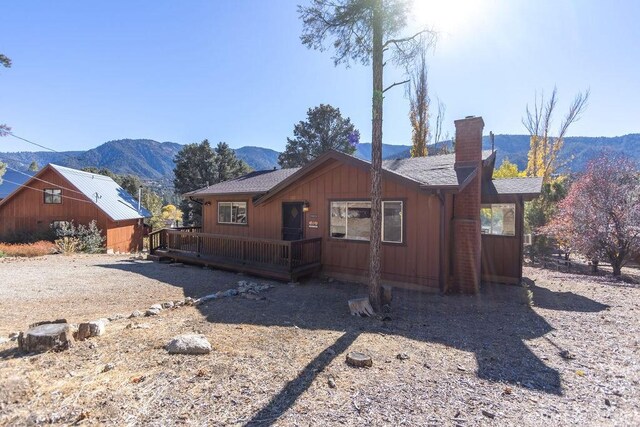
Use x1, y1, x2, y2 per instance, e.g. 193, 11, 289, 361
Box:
173, 140, 217, 226
28, 161, 39, 171
214, 142, 251, 181
173, 140, 250, 226
278, 104, 359, 168
299, 0, 434, 311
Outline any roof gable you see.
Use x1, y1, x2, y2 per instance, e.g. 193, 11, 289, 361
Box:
49, 164, 151, 221
0, 164, 151, 221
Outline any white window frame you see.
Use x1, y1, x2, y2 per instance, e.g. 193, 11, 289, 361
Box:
329, 200, 404, 244
44, 188, 62, 204
217, 201, 247, 225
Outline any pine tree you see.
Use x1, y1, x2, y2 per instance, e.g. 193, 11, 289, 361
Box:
299, 0, 434, 312
278, 104, 359, 168
214, 142, 251, 181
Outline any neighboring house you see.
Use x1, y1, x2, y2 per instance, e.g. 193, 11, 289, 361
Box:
153, 116, 542, 293
0, 164, 151, 252
0, 169, 36, 202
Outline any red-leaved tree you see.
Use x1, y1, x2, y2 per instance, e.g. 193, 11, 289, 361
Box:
542, 153, 640, 276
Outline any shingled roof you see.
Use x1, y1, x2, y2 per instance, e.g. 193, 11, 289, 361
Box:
185, 168, 300, 197
382, 150, 494, 188
482, 176, 543, 199
186, 150, 499, 200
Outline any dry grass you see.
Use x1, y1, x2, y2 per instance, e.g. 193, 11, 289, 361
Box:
0, 240, 56, 257
0, 256, 639, 426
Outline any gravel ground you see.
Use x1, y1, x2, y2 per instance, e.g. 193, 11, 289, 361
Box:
0, 255, 639, 426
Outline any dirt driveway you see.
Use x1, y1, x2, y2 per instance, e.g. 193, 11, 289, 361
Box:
0, 255, 639, 426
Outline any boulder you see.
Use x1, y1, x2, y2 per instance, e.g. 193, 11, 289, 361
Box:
161, 301, 175, 309
108, 314, 126, 321
129, 310, 143, 318
166, 334, 212, 355
18, 323, 74, 352
149, 304, 163, 311
145, 308, 161, 317
75, 320, 106, 340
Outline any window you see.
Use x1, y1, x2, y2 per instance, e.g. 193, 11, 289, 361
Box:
218, 202, 247, 224
481, 203, 516, 236
44, 188, 62, 204
330, 201, 403, 243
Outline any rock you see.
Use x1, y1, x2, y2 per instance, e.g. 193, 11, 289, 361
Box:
8, 332, 19, 341
328, 377, 336, 388
396, 352, 409, 361
102, 363, 115, 373
18, 323, 74, 352
108, 314, 126, 321
161, 301, 175, 309
75, 320, 106, 340
184, 297, 196, 306
145, 308, 161, 317
166, 334, 212, 355
242, 293, 265, 301
605, 398, 611, 407
129, 310, 143, 318
149, 304, 163, 311
106, 248, 114, 255
482, 410, 496, 419
197, 294, 218, 304
559, 350, 576, 360
346, 352, 373, 368
0, 337, 9, 345
173, 300, 185, 307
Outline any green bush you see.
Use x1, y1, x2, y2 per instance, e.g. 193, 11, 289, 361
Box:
54, 220, 105, 254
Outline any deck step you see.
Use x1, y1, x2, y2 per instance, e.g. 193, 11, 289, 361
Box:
147, 253, 173, 263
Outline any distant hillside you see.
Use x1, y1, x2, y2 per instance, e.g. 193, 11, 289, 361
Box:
355, 134, 640, 174
234, 146, 280, 171
1, 134, 637, 183
0, 139, 279, 180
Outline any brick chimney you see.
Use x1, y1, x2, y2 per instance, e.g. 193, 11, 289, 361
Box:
451, 116, 484, 294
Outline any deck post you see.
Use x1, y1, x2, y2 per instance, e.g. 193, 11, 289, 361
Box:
288, 241, 293, 273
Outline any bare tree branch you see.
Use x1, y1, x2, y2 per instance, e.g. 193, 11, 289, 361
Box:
383, 79, 409, 93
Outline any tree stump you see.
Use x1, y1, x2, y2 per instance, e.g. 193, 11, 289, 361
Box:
348, 298, 375, 317
18, 323, 74, 352
346, 352, 373, 368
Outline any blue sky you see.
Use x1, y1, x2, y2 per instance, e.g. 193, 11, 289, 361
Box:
1, 0, 639, 153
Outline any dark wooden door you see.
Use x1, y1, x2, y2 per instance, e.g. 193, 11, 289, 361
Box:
282, 202, 304, 241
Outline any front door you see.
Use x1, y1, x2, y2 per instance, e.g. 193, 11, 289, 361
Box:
282, 202, 304, 241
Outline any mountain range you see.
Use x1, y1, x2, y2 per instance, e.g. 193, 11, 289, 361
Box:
0, 134, 638, 182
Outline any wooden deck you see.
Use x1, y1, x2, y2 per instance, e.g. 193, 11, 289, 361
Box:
149, 228, 322, 281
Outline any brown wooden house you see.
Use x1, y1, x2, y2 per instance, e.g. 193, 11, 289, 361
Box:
0, 164, 151, 252
151, 116, 541, 293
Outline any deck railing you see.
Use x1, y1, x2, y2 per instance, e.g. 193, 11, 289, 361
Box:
157, 230, 321, 273
149, 227, 201, 253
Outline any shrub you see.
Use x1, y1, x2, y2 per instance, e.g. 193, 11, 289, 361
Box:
0, 241, 57, 257
0, 228, 57, 244
54, 220, 105, 254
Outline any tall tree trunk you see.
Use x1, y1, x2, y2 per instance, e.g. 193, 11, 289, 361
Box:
368, 0, 383, 312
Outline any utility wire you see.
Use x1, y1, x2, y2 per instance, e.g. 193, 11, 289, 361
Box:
0, 178, 95, 204
4, 165, 88, 196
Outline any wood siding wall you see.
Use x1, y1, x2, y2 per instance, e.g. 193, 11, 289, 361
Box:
480, 195, 524, 284
202, 159, 443, 291
0, 167, 143, 252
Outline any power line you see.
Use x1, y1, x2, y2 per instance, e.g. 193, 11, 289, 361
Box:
4, 165, 88, 196
0, 178, 95, 204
